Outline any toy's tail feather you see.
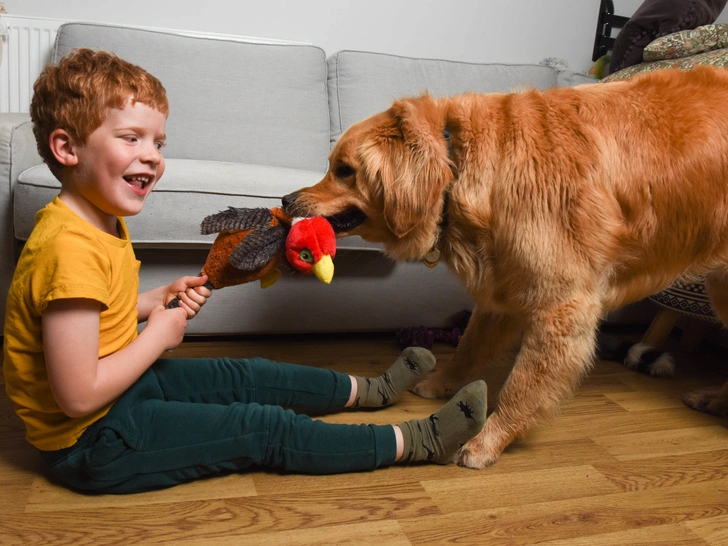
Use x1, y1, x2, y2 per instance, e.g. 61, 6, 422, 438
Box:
201, 207, 274, 235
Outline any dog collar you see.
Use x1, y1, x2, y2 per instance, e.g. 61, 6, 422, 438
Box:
423, 128, 453, 268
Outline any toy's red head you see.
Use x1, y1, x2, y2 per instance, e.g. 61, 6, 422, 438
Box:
285, 216, 336, 283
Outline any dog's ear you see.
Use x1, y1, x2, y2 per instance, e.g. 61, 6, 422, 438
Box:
359, 95, 453, 238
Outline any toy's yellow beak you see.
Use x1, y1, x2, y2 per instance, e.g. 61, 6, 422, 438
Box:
312, 254, 334, 284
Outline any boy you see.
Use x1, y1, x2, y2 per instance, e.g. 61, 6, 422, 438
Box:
2, 49, 487, 493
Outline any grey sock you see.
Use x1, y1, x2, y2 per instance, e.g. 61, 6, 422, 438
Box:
353, 347, 436, 407
398, 380, 487, 464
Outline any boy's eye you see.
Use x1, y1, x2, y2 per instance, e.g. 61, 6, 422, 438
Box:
155, 142, 165, 151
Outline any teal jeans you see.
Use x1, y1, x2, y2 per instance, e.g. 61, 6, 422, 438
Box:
40, 357, 397, 494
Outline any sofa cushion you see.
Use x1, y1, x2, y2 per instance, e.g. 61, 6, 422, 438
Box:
15, 160, 380, 252
643, 23, 728, 60
327, 50, 563, 144
54, 23, 330, 172
14, 160, 317, 245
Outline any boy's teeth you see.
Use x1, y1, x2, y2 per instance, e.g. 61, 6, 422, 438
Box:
125, 176, 150, 188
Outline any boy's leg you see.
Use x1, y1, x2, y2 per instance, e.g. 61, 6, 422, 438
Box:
149, 356, 352, 412
44, 367, 397, 494
150, 347, 436, 412
43, 372, 487, 493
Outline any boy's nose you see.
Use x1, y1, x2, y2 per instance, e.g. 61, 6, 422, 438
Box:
141, 143, 163, 164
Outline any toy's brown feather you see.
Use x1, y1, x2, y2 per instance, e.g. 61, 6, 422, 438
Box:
228, 225, 288, 271
201, 229, 283, 289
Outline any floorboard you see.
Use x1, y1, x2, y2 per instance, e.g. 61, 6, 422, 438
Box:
1, 329, 727, 545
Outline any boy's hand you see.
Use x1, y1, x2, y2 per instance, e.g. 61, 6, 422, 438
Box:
146, 305, 189, 350
166, 275, 212, 318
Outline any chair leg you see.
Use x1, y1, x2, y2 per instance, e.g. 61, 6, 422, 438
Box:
642, 308, 680, 349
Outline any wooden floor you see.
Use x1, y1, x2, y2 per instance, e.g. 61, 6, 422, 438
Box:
1, 329, 727, 545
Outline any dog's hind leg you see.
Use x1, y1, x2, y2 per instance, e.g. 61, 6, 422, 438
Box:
411, 306, 523, 401
683, 270, 728, 416
683, 382, 728, 416
457, 294, 601, 469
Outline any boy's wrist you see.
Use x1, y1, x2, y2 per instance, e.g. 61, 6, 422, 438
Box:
136, 323, 171, 357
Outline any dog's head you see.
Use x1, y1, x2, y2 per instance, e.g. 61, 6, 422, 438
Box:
283, 94, 454, 261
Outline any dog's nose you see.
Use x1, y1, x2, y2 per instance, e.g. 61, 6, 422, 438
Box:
281, 191, 299, 211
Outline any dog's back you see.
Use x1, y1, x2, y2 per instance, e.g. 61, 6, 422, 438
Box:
446, 66, 728, 309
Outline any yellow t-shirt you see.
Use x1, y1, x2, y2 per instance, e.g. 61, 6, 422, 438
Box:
3, 196, 140, 451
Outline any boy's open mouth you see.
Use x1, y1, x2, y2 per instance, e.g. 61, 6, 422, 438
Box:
124, 175, 152, 191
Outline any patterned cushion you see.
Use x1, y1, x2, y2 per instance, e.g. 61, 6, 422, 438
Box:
648, 278, 719, 322
644, 23, 728, 60
602, 48, 728, 82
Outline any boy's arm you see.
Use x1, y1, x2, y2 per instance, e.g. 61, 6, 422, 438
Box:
43, 298, 188, 418
137, 275, 211, 322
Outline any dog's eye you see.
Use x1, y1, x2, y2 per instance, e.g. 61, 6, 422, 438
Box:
334, 164, 355, 179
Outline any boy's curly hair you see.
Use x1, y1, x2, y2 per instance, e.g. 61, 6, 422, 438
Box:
30, 48, 169, 175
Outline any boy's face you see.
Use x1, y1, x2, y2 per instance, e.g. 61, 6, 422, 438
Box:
63, 98, 167, 229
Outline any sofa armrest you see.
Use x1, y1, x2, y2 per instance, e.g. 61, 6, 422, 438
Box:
0, 114, 41, 197
0, 114, 43, 321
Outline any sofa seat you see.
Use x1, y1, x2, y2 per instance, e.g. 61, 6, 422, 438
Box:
15, 159, 321, 245
15, 160, 383, 252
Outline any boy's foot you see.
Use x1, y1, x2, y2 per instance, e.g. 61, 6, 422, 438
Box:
353, 347, 436, 407
398, 380, 487, 464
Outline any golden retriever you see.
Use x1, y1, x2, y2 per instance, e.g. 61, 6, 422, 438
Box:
283, 66, 728, 468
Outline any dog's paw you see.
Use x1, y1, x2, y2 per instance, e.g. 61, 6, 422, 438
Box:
456, 435, 501, 469
410, 372, 464, 399
683, 387, 728, 417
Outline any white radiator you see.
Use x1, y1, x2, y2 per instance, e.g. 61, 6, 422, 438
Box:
0, 15, 64, 114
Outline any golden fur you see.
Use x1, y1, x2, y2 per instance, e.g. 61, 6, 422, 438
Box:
284, 66, 728, 468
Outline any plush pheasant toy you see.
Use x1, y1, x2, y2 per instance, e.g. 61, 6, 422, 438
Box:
168, 206, 336, 308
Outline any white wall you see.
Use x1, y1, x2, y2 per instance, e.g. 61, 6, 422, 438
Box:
8, 0, 728, 75
6, 0, 609, 74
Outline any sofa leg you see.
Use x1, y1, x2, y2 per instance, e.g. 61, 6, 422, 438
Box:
642, 308, 680, 349
678, 319, 707, 352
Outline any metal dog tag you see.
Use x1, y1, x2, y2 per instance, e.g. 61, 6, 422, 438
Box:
423, 248, 440, 268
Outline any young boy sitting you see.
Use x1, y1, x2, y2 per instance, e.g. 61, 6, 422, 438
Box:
2, 48, 487, 493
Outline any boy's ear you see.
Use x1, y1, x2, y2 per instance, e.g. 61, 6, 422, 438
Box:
48, 129, 79, 167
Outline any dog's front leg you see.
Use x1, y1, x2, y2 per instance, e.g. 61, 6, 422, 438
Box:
457, 296, 601, 469
411, 306, 523, 399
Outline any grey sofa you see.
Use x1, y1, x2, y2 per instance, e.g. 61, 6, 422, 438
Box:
0, 22, 595, 335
